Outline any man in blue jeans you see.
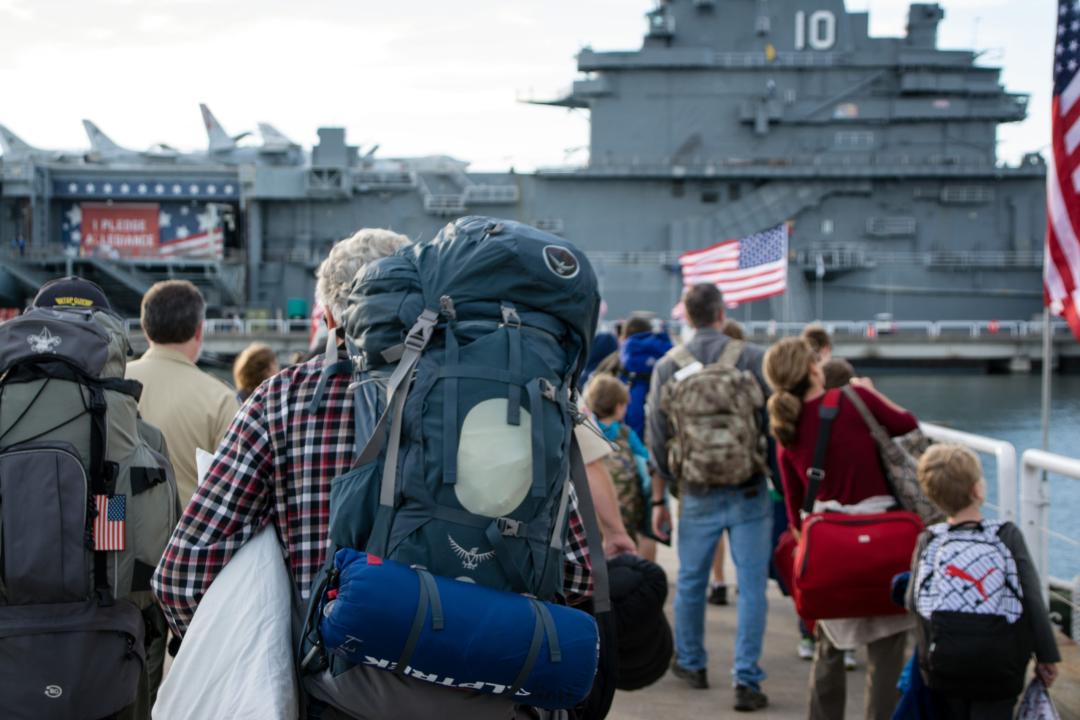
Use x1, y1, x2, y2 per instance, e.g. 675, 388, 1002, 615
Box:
647, 283, 772, 712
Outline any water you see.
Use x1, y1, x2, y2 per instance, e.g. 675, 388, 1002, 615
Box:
872, 372, 1080, 580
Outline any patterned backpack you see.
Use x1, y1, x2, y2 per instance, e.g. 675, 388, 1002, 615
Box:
602, 423, 646, 540
659, 340, 766, 488
913, 520, 1032, 700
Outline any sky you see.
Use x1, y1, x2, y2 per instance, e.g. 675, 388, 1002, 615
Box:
0, 0, 1056, 171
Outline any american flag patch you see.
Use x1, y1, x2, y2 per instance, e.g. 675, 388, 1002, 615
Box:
93, 494, 126, 552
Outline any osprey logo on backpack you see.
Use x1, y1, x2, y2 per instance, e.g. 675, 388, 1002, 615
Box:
543, 245, 580, 279
449, 535, 496, 570
44, 685, 63, 699
27, 326, 62, 354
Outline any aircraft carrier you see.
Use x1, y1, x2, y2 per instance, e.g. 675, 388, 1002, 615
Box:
0, 0, 1046, 323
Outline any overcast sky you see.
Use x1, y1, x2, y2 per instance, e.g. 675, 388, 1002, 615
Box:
0, 0, 1054, 171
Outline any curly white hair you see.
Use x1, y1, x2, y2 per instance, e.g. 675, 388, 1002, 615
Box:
315, 228, 410, 323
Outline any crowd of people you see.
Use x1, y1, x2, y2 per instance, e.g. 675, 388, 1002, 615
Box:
0, 218, 1063, 720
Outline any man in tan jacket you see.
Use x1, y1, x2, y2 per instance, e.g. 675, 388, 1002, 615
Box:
127, 280, 238, 506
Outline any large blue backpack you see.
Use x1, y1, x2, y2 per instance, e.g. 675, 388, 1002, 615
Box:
300, 218, 610, 710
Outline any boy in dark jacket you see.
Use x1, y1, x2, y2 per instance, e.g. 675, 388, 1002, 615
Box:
908, 444, 1059, 720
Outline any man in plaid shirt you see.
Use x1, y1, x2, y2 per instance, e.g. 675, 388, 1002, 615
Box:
152, 229, 601, 637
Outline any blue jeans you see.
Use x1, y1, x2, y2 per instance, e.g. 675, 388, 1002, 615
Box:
674, 483, 772, 690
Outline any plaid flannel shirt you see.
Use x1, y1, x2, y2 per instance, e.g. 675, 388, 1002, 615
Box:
152, 354, 593, 636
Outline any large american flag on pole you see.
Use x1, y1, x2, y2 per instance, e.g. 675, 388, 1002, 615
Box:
678, 224, 789, 307
1048, 0, 1080, 341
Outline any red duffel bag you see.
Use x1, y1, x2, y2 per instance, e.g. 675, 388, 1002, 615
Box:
785, 389, 924, 620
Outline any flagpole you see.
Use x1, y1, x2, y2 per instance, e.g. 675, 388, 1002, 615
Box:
1041, 307, 1052, 451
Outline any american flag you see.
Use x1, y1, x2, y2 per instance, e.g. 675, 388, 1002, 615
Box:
158, 203, 224, 259
1048, 0, 1080, 340
93, 495, 126, 552
678, 224, 789, 307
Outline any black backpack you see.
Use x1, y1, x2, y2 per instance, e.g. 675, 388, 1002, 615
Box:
0, 307, 180, 719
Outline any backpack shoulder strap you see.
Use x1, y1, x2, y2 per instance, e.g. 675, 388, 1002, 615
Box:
667, 344, 697, 370
569, 434, 611, 614
803, 388, 842, 515
717, 339, 745, 369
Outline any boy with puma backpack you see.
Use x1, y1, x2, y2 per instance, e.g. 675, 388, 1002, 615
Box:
909, 444, 1059, 719
0, 278, 181, 720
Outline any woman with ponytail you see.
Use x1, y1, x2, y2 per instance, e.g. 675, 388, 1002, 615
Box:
763, 337, 920, 720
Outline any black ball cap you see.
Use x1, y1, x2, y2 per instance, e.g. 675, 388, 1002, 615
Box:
33, 276, 112, 312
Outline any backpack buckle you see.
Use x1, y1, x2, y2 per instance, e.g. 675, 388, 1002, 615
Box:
538, 378, 558, 402
807, 468, 825, 482
496, 517, 523, 537
500, 304, 521, 329
404, 309, 439, 352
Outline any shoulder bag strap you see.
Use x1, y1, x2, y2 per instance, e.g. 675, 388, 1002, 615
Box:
839, 385, 892, 447
803, 388, 841, 515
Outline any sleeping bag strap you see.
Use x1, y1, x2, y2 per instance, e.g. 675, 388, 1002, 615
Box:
416, 568, 444, 631
442, 321, 459, 486
503, 303, 523, 427
509, 601, 548, 699
394, 567, 445, 676
307, 328, 353, 413
803, 389, 841, 515
569, 436, 611, 614
534, 600, 561, 663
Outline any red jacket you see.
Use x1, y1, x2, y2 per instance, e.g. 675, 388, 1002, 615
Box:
777, 385, 918, 530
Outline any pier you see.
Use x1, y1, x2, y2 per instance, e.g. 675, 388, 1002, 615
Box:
612, 529, 1080, 720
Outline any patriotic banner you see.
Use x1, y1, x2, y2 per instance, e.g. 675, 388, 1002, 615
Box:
63, 201, 225, 260
93, 494, 126, 552
81, 203, 159, 257
1048, 0, 1080, 341
678, 224, 789, 309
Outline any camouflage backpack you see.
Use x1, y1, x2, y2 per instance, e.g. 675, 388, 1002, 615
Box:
602, 424, 646, 541
659, 340, 766, 489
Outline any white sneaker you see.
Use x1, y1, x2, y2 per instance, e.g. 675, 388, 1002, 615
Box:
797, 637, 814, 660
844, 650, 857, 671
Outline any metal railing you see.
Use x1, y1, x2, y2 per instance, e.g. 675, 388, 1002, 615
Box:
1020, 450, 1080, 606
125, 318, 311, 336
740, 319, 1068, 340
919, 424, 1017, 522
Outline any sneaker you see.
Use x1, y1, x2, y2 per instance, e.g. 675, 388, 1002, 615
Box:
844, 650, 857, 671
797, 637, 815, 661
734, 685, 769, 712
670, 658, 709, 689
708, 583, 729, 606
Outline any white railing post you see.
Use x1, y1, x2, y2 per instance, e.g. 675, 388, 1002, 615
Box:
920, 423, 1017, 522
1019, 449, 1080, 604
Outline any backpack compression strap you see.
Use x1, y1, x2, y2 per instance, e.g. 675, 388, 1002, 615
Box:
802, 388, 841, 516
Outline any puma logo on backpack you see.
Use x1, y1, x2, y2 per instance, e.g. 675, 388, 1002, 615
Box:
913, 520, 1031, 700
659, 340, 766, 488
0, 306, 180, 720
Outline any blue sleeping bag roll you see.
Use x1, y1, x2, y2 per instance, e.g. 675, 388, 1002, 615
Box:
318, 549, 599, 710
